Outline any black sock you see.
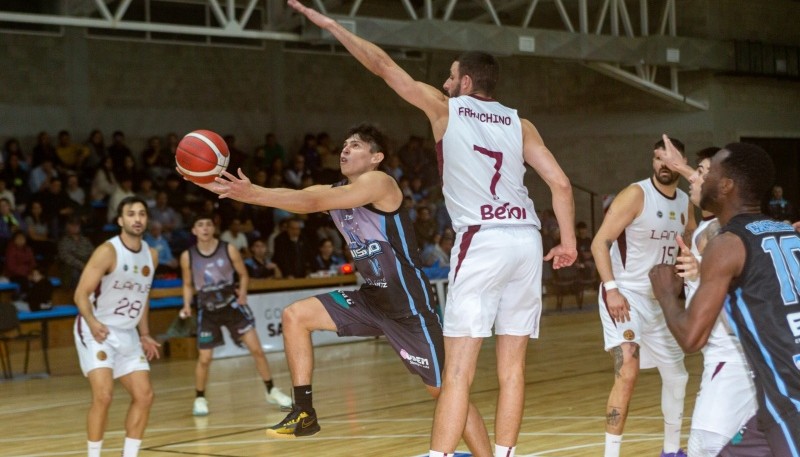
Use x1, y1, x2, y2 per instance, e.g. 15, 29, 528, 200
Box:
196, 390, 205, 398
264, 379, 274, 393
293, 385, 313, 411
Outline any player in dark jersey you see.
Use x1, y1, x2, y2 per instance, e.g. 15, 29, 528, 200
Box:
191, 124, 492, 455
650, 139, 800, 456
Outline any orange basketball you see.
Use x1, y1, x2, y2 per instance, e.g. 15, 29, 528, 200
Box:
175, 130, 230, 184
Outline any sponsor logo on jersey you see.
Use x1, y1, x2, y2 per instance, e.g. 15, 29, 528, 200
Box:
133, 265, 139, 274
123, 264, 129, 271
141, 265, 151, 277
97, 351, 107, 361
649, 230, 680, 241
400, 348, 430, 368
669, 211, 676, 220
746, 220, 796, 235
350, 240, 383, 260
657, 211, 663, 218
623, 330, 635, 341
480, 203, 527, 221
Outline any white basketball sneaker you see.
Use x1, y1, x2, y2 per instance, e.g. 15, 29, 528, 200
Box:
266, 387, 292, 408
193, 397, 209, 416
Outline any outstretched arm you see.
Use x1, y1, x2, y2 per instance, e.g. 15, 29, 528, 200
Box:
197, 168, 402, 214
287, 0, 448, 133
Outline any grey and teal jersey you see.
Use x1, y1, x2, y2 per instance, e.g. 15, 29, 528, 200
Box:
722, 213, 800, 444
329, 183, 434, 319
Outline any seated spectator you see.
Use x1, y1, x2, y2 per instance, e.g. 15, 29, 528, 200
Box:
260, 133, 286, 172
35, 176, 77, 237
245, 238, 282, 279
0, 177, 16, 210
767, 184, 797, 222
28, 158, 58, 194
284, 154, 311, 189
4, 231, 53, 310
316, 219, 345, 258
298, 133, 320, 174
220, 218, 250, 257
143, 221, 179, 277
91, 156, 118, 202
82, 129, 106, 178
0, 197, 23, 253
136, 176, 158, 208
65, 173, 86, 207
107, 130, 133, 177
117, 154, 143, 185
107, 175, 135, 223
409, 176, 429, 204
141, 135, 172, 187
55, 130, 90, 172
57, 216, 94, 288
2, 153, 29, 204
31, 131, 59, 169
384, 154, 404, 182
24, 200, 57, 269
413, 205, 437, 247
421, 230, 454, 267
272, 218, 312, 279
312, 238, 346, 272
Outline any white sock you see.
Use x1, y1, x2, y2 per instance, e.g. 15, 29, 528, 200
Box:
122, 437, 142, 457
88, 440, 102, 457
495, 443, 516, 457
428, 451, 448, 457
663, 421, 682, 453
605, 432, 623, 457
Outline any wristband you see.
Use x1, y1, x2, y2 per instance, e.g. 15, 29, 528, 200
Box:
603, 280, 618, 291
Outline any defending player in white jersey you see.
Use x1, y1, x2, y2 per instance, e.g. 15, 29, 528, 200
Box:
591, 138, 696, 457
73, 196, 160, 457
660, 145, 757, 457
287, 3, 576, 456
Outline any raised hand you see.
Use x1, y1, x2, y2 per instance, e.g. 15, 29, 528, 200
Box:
287, 0, 335, 29
674, 236, 699, 282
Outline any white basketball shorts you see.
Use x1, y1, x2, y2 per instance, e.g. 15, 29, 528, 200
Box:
692, 361, 757, 437
74, 316, 150, 378
443, 225, 542, 338
598, 286, 684, 369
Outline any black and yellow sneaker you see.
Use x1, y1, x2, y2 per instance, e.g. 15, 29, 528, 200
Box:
265, 405, 321, 439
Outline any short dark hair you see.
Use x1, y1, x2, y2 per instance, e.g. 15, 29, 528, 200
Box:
192, 212, 215, 227
455, 51, 500, 95
719, 142, 775, 205
654, 137, 685, 155
695, 146, 720, 165
116, 196, 149, 218
346, 123, 388, 156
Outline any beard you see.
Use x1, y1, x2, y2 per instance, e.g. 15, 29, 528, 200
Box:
655, 168, 680, 186
448, 84, 460, 97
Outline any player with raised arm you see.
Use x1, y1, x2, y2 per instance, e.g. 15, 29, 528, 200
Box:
73, 196, 160, 457
650, 141, 800, 455
286, 3, 576, 456
193, 124, 492, 456
590, 138, 696, 457
661, 143, 757, 456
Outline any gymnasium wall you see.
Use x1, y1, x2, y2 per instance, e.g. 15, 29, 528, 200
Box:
0, 0, 798, 227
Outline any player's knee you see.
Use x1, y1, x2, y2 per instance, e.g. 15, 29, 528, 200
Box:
92, 388, 113, 408
281, 302, 304, 327
660, 362, 689, 396
133, 386, 155, 408
197, 352, 213, 366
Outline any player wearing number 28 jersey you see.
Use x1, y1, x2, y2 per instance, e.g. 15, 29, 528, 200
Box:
72, 196, 160, 457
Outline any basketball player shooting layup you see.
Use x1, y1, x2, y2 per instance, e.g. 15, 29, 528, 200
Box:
192, 123, 494, 457
286, 3, 577, 457
73, 196, 160, 457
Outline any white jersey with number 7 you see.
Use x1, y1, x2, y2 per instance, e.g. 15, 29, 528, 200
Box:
438, 95, 540, 232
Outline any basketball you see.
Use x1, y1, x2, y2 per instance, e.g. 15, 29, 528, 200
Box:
175, 130, 230, 184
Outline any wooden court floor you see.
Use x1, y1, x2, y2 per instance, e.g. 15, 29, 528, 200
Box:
1, 297, 703, 457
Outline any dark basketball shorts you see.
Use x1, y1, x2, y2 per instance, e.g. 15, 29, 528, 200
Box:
318, 289, 445, 387
197, 303, 255, 350
719, 412, 800, 457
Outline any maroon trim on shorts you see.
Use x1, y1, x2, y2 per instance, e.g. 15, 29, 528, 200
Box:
711, 361, 726, 380
452, 225, 480, 284
76, 316, 87, 348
